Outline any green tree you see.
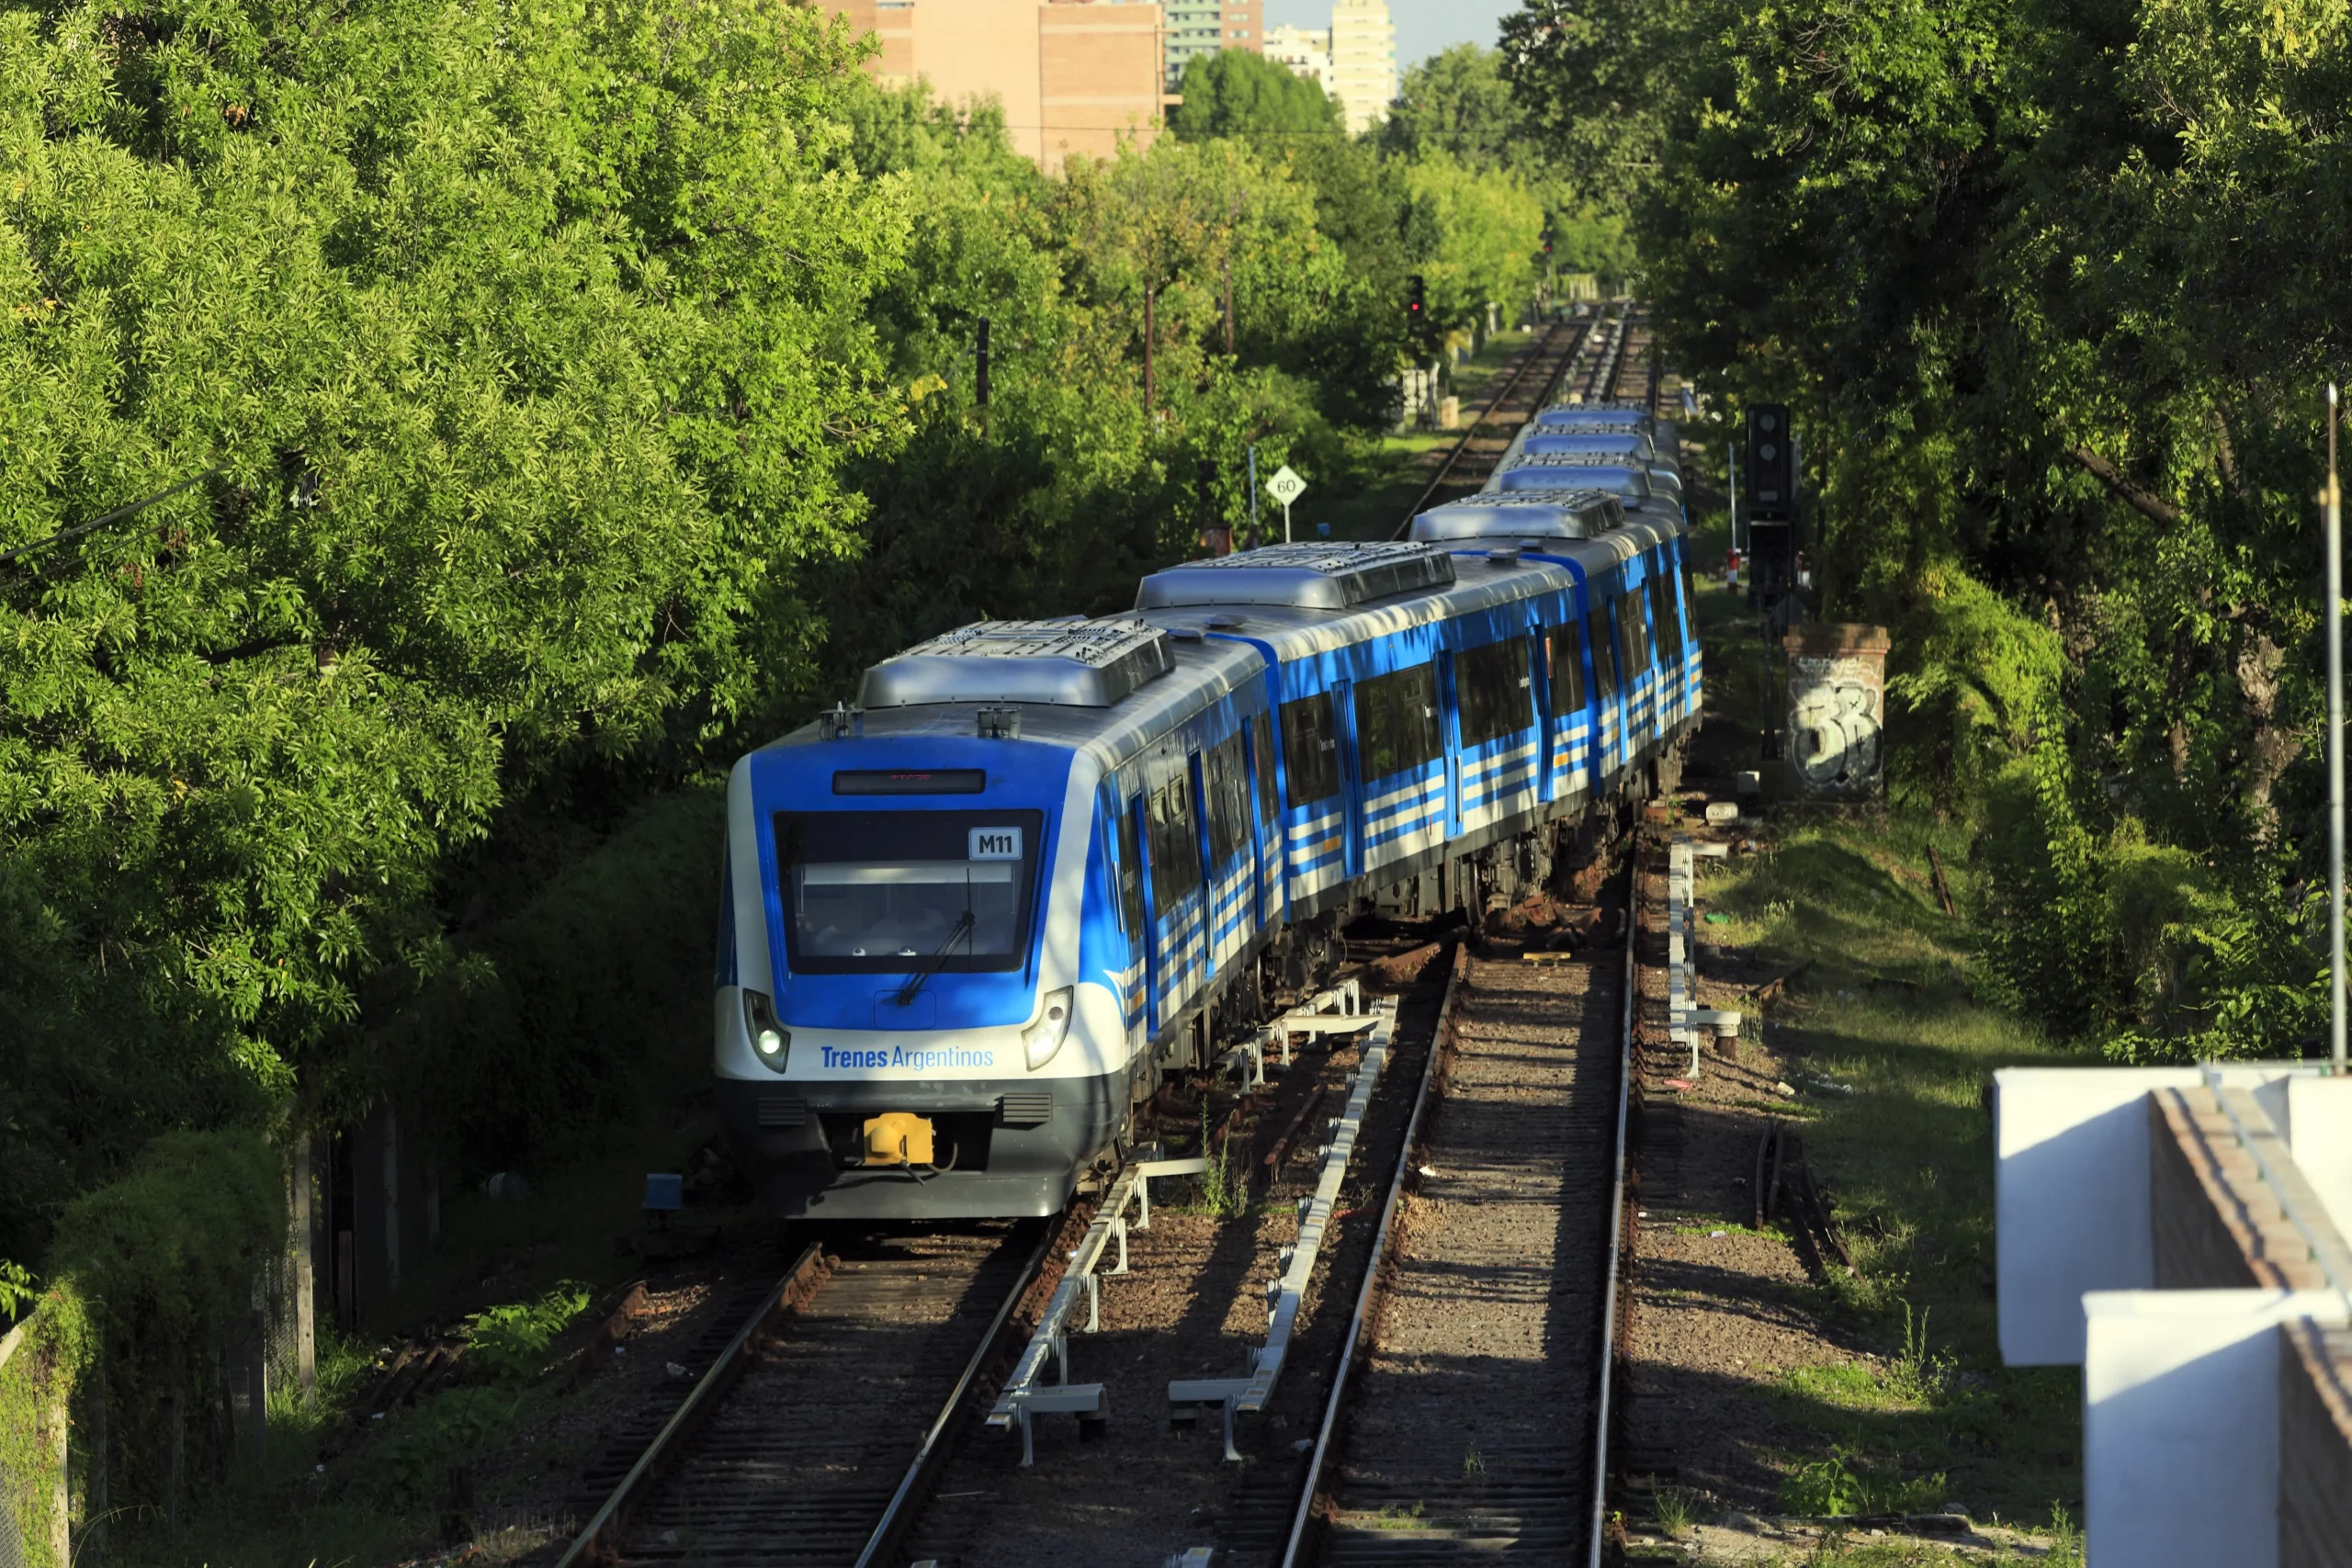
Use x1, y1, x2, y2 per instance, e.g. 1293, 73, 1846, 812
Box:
1170, 49, 1345, 143
1381, 44, 1524, 167
1398, 152, 1546, 335
0, 0, 910, 1246
1498, 0, 1687, 209
1510, 0, 2347, 1055
1387, 43, 1633, 278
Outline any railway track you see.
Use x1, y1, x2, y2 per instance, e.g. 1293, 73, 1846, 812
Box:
1395, 303, 1654, 538
1393, 321, 1586, 535
1261, 896, 1635, 1565
549, 1221, 1051, 1568
538, 905, 1641, 1568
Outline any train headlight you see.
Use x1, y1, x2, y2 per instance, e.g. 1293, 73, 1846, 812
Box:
1023, 987, 1073, 1072
742, 989, 790, 1074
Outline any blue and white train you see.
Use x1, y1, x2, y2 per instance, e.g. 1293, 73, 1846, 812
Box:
714, 417, 1702, 1220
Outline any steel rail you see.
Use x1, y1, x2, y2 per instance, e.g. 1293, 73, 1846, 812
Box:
1277, 942, 1466, 1568
1391, 320, 1584, 539
852, 1218, 1057, 1568
1588, 858, 1638, 1567
1598, 306, 1634, 403
551, 1236, 831, 1568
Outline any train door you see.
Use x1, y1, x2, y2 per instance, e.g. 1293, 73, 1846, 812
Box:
1670, 542, 1702, 724
1437, 647, 1463, 840
1587, 598, 1621, 784
1125, 791, 1159, 1032
1545, 618, 1589, 801
1352, 659, 1445, 876
1619, 564, 1658, 751
1636, 557, 1674, 742
1530, 610, 1557, 806
1143, 764, 1207, 1033
1278, 686, 1346, 909
1246, 710, 1284, 928
1200, 730, 1256, 972
1457, 632, 1539, 833
1110, 792, 1148, 1038
1335, 676, 1363, 882
1616, 577, 1656, 761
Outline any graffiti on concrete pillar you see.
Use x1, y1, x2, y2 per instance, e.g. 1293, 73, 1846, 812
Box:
1783, 639, 1888, 798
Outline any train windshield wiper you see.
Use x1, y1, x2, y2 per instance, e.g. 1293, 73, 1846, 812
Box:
895, 909, 975, 1008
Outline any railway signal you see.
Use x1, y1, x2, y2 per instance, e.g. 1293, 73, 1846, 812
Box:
1406, 275, 1425, 318
1745, 403, 1792, 519
1744, 404, 1798, 600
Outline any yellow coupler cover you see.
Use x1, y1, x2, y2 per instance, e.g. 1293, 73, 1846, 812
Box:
861, 1111, 935, 1167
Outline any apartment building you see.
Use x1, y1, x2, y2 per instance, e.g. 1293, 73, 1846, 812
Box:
1163, 0, 1263, 87
1261, 21, 1332, 92
1327, 0, 1394, 134
823, 0, 1167, 170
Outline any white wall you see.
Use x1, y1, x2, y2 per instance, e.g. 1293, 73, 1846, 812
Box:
2283, 1076, 2352, 1244
2083, 1290, 2348, 1568
1996, 1066, 2199, 1365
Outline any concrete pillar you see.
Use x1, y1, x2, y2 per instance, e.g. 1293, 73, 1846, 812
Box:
2084, 1290, 2347, 1568
1780, 624, 1889, 798
2280, 1321, 2352, 1568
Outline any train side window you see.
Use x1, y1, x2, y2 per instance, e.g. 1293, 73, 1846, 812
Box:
1147, 776, 1203, 917
1617, 587, 1653, 674
1649, 569, 1678, 655
1281, 693, 1341, 808
1457, 637, 1533, 748
1353, 662, 1442, 781
1251, 711, 1279, 833
1588, 606, 1619, 702
1114, 798, 1147, 937
1545, 624, 1587, 713
1204, 733, 1250, 868
1679, 548, 1697, 637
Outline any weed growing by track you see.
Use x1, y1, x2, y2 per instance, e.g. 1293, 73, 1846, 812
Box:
1196, 1101, 1253, 1218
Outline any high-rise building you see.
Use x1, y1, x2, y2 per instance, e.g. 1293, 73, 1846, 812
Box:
1163, 0, 1263, 89
822, 0, 1167, 172
1327, 0, 1395, 135
1261, 22, 1332, 94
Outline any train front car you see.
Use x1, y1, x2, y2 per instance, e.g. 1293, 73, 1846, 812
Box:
714, 621, 1169, 1220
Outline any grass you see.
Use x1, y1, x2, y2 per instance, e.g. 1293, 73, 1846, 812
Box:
112, 1087, 755, 1567
1690, 807, 2085, 1528
1651, 1481, 1699, 1537
1676, 479, 2086, 1533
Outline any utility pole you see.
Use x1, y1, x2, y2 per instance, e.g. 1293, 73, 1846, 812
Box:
1223, 254, 1235, 357
1248, 444, 1259, 544
2330, 383, 2346, 1075
975, 317, 989, 434
1144, 287, 1156, 420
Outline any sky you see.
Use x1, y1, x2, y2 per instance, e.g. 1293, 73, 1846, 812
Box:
1261, 0, 1514, 73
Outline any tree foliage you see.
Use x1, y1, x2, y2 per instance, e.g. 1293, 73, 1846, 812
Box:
0, 2, 1573, 1374
1388, 43, 1632, 276
1510, 0, 2349, 1055
0, 0, 909, 1187
1170, 49, 1344, 143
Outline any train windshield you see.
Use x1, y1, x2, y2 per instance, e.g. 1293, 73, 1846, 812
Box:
774, 809, 1045, 974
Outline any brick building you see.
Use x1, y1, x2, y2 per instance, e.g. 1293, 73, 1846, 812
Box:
822, 0, 1169, 171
